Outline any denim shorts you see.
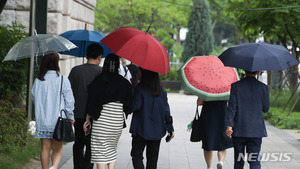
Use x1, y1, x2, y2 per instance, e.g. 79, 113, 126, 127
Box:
34, 130, 53, 138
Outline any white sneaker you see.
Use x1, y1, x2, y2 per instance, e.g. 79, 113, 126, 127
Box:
217, 162, 223, 169
49, 166, 54, 169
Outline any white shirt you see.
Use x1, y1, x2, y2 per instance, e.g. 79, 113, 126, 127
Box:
118, 64, 132, 82
32, 71, 74, 132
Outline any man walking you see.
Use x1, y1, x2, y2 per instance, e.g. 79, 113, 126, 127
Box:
226, 71, 270, 169
69, 44, 103, 169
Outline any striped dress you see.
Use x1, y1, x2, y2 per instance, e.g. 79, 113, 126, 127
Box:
91, 102, 124, 164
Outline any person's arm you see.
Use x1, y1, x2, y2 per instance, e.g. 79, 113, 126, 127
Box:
62, 76, 75, 124
123, 82, 133, 117
163, 90, 174, 133
130, 87, 143, 113
31, 79, 37, 103
225, 83, 237, 138
262, 85, 270, 113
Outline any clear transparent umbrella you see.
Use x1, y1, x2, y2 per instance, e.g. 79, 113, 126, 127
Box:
3, 33, 77, 61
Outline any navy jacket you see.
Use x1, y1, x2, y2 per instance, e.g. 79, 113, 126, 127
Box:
129, 86, 174, 140
226, 76, 270, 138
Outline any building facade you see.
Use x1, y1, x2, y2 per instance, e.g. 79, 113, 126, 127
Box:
0, 0, 98, 75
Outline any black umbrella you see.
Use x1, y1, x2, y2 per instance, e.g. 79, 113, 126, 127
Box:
218, 42, 299, 71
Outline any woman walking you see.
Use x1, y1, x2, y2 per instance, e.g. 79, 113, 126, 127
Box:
129, 68, 175, 169
84, 54, 132, 169
197, 97, 233, 169
32, 52, 75, 169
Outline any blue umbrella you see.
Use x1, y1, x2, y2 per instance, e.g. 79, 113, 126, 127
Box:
59, 29, 113, 58
218, 42, 299, 71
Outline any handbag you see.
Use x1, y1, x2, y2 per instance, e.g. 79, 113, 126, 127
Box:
190, 106, 202, 142
53, 76, 75, 142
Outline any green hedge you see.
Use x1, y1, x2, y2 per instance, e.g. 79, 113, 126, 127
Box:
0, 22, 40, 169
0, 100, 28, 153
264, 107, 300, 130
270, 90, 300, 112
160, 67, 180, 81
0, 22, 28, 106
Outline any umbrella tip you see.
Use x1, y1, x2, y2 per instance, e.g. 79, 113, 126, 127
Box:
145, 25, 151, 33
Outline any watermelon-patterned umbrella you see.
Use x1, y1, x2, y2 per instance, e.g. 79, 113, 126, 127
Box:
179, 56, 239, 101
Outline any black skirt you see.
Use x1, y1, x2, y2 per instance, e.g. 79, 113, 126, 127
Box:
199, 101, 233, 151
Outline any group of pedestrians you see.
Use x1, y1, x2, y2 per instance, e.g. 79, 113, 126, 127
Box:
31, 43, 270, 169
31, 44, 174, 169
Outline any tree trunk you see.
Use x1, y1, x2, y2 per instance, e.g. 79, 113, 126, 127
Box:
175, 26, 181, 44
267, 71, 272, 91
289, 42, 299, 90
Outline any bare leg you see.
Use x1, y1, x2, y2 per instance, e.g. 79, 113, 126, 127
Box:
217, 150, 226, 162
40, 138, 51, 169
51, 139, 63, 169
204, 150, 213, 168
108, 161, 116, 169
97, 163, 106, 169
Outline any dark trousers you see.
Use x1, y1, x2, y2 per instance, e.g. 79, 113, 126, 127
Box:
73, 118, 93, 169
232, 137, 262, 169
131, 135, 161, 169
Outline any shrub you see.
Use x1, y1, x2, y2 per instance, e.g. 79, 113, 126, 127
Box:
270, 90, 300, 112
264, 107, 300, 130
0, 22, 41, 168
160, 67, 180, 81
0, 100, 28, 153
0, 22, 28, 106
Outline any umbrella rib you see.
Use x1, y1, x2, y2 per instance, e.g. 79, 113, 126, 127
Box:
52, 35, 66, 52
261, 45, 287, 70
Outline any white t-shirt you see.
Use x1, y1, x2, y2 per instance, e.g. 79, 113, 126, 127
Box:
118, 63, 132, 82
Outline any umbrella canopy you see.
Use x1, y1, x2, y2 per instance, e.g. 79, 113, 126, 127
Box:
3, 34, 77, 61
59, 29, 113, 58
101, 27, 170, 75
218, 42, 299, 72
179, 56, 239, 101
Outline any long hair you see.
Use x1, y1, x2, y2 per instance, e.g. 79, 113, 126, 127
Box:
100, 53, 120, 82
139, 68, 162, 97
103, 53, 120, 74
37, 52, 60, 81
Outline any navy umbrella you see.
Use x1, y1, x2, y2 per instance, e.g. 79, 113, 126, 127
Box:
218, 42, 299, 71
59, 29, 113, 58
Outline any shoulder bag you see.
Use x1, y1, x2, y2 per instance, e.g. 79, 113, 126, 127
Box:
53, 76, 75, 142
190, 106, 202, 142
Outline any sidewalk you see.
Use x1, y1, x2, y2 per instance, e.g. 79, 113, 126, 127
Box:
38, 93, 300, 169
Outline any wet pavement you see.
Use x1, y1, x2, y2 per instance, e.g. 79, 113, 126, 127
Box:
37, 93, 300, 169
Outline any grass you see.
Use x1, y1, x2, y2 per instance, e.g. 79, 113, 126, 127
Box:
165, 88, 180, 93
0, 135, 40, 169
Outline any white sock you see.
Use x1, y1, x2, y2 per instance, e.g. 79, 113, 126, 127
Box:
218, 161, 223, 165
207, 167, 212, 169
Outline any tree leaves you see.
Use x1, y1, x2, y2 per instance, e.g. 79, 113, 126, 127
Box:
95, 0, 192, 49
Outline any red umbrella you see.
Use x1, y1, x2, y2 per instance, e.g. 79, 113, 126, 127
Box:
101, 27, 170, 75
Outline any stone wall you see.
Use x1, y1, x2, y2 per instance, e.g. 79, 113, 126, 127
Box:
0, 0, 98, 75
